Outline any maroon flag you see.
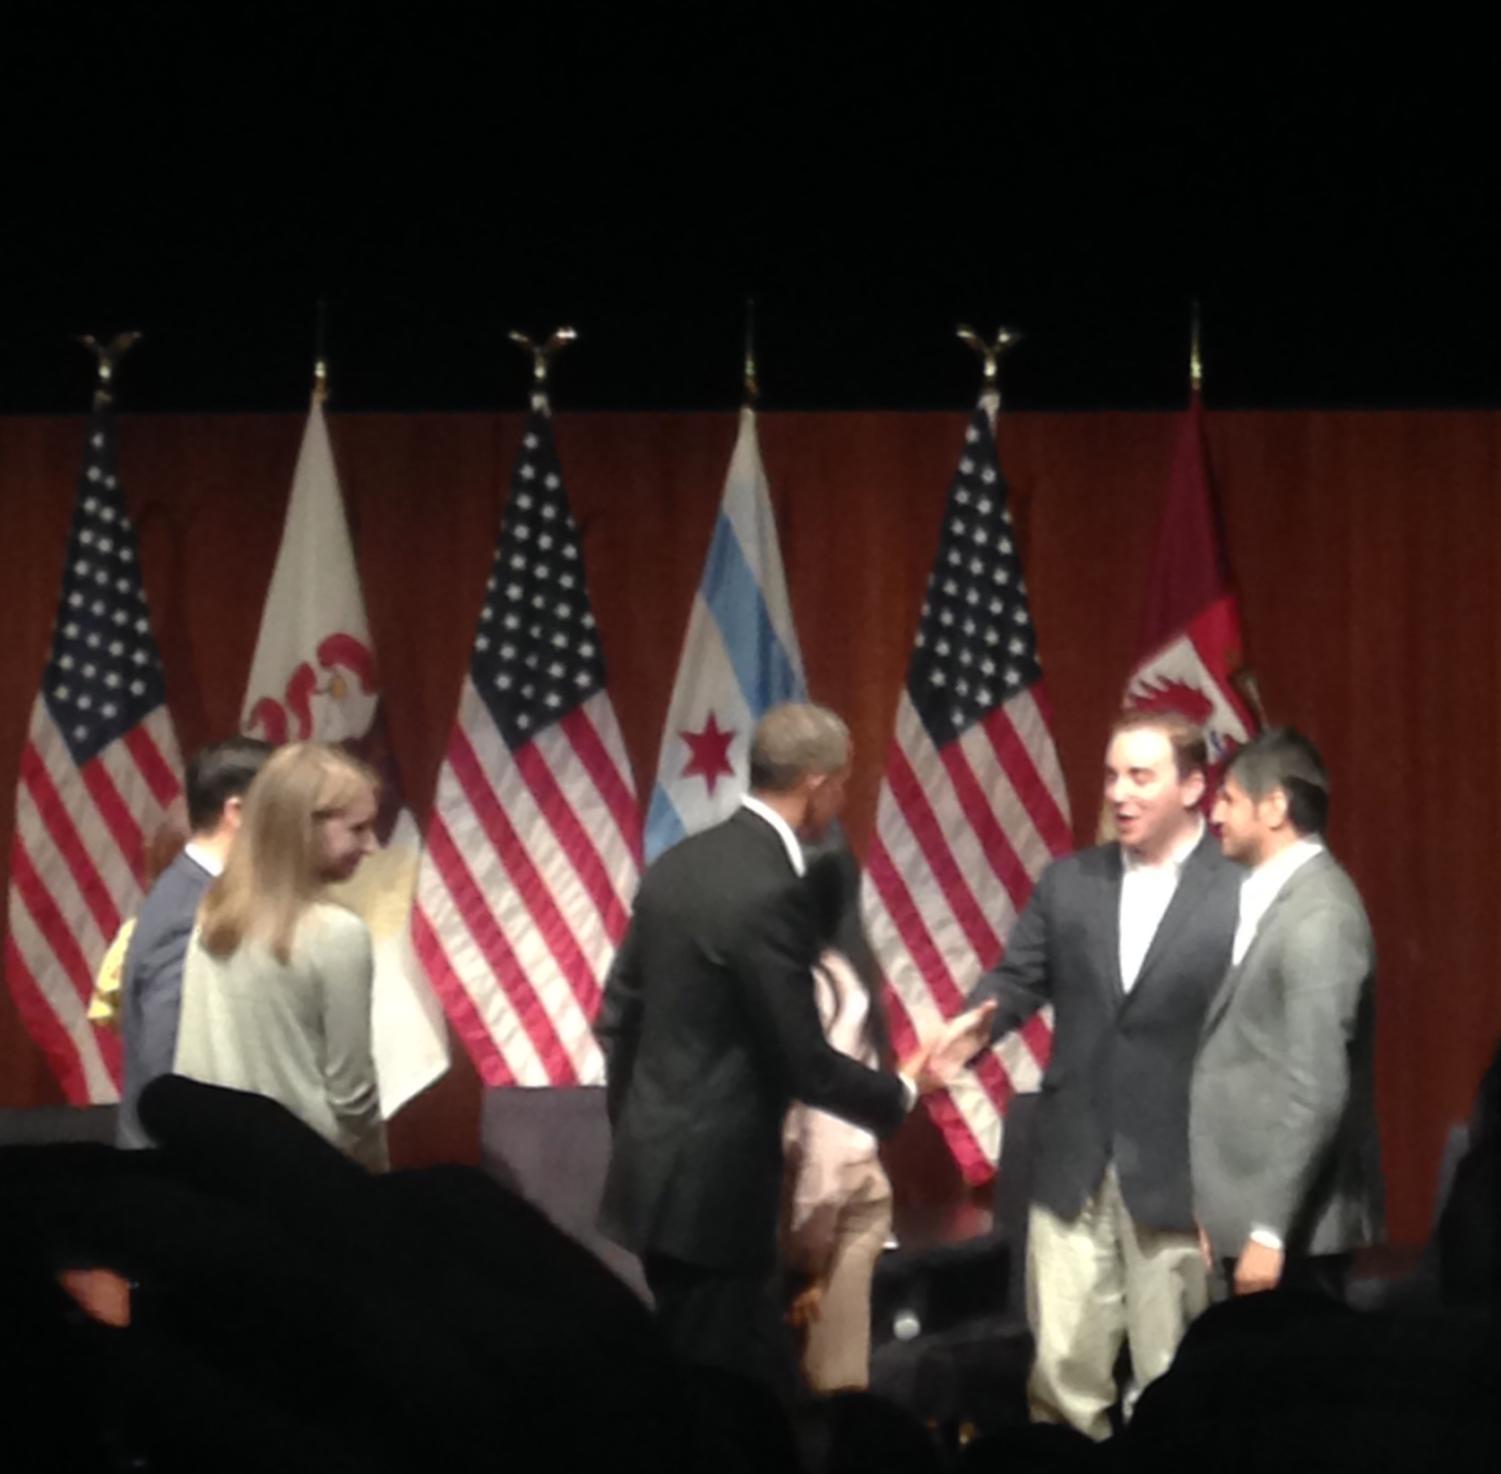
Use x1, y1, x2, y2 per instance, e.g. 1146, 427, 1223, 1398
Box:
1120, 391, 1258, 799
862, 398, 1072, 1183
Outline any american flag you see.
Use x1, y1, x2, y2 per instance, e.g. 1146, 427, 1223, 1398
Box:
412, 397, 641, 1086
861, 397, 1072, 1183
6, 407, 184, 1103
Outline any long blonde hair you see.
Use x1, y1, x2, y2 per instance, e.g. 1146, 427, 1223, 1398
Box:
199, 742, 377, 964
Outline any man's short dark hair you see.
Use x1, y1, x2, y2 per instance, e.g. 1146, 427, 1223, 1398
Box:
186, 737, 274, 833
1224, 726, 1330, 836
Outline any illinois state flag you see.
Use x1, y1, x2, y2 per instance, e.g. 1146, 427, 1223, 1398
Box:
644, 406, 806, 860
243, 395, 449, 1115
1121, 392, 1257, 791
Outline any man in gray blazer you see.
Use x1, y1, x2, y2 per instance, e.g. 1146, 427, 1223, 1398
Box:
1193, 727, 1383, 1298
116, 737, 271, 1148
966, 710, 1240, 1440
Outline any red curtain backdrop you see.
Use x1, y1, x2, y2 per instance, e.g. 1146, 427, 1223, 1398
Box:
2, 409, 1496, 1245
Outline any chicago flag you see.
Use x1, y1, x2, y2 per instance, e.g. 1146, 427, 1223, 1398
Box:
644, 406, 806, 860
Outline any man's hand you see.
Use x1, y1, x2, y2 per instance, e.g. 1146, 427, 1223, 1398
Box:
1233, 1237, 1284, 1295
909, 1001, 999, 1094
786, 1282, 823, 1329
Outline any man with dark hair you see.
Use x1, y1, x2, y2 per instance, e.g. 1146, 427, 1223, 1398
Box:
117, 737, 273, 1148
963, 710, 1240, 1440
597, 702, 992, 1396
1193, 726, 1384, 1298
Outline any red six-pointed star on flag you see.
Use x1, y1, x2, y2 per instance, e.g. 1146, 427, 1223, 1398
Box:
679, 712, 737, 794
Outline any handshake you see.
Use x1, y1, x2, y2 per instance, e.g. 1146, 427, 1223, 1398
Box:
900, 999, 999, 1096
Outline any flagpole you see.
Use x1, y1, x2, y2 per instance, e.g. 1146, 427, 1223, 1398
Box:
743, 297, 759, 407
508, 327, 577, 408
956, 323, 1022, 424
314, 297, 330, 404
76, 331, 142, 411
1189, 300, 1203, 398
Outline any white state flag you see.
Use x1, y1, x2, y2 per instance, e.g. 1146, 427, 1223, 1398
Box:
644, 406, 806, 860
243, 395, 449, 1116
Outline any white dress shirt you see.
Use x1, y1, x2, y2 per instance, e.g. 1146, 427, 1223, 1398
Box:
182, 841, 224, 878
1118, 820, 1204, 992
1231, 836, 1325, 967
740, 794, 806, 875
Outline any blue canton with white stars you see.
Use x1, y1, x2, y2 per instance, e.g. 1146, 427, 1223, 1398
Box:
906, 407, 1041, 747
472, 400, 606, 751
42, 412, 167, 767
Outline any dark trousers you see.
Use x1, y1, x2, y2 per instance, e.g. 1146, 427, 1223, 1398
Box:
642, 1252, 797, 1403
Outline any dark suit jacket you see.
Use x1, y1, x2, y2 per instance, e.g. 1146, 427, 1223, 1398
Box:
117, 850, 213, 1149
596, 808, 908, 1273
967, 831, 1240, 1232
1191, 850, 1384, 1260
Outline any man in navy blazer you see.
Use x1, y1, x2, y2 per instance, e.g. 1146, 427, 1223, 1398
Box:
966, 710, 1241, 1440
116, 737, 271, 1148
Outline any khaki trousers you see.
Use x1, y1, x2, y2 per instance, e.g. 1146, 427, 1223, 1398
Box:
1026, 1165, 1207, 1441
800, 1160, 893, 1393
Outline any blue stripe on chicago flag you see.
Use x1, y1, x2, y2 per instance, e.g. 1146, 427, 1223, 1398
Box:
702, 515, 803, 713
644, 782, 689, 863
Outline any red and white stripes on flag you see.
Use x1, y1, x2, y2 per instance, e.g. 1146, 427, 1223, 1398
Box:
862, 399, 1071, 1183
6, 408, 184, 1103
413, 402, 641, 1086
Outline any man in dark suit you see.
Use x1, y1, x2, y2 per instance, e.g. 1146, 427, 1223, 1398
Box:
597, 703, 991, 1396
116, 737, 271, 1148
964, 710, 1240, 1440
1193, 727, 1383, 1299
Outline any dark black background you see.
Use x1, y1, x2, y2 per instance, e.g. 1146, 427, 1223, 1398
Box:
3, 4, 1495, 411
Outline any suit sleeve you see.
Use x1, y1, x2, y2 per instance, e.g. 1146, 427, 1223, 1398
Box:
316, 916, 389, 1174
733, 877, 907, 1140
594, 917, 644, 1127
1252, 898, 1373, 1240
128, 911, 198, 1084
966, 863, 1055, 1043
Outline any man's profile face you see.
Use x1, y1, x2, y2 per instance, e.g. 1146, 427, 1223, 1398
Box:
802, 760, 852, 842
1104, 726, 1202, 862
1211, 772, 1269, 867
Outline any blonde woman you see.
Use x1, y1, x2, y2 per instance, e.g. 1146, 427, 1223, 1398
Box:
174, 742, 388, 1172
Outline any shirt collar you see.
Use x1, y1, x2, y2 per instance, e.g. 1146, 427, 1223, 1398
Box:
740, 794, 806, 876
183, 841, 224, 878
1121, 817, 1204, 876
1242, 834, 1324, 906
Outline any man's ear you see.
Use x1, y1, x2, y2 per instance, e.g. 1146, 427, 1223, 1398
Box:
1262, 787, 1291, 831
1182, 767, 1207, 811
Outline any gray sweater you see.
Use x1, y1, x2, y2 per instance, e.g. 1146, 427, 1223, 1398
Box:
175, 901, 388, 1171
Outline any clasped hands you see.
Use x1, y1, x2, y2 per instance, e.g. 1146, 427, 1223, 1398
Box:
900, 1000, 998, 1095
